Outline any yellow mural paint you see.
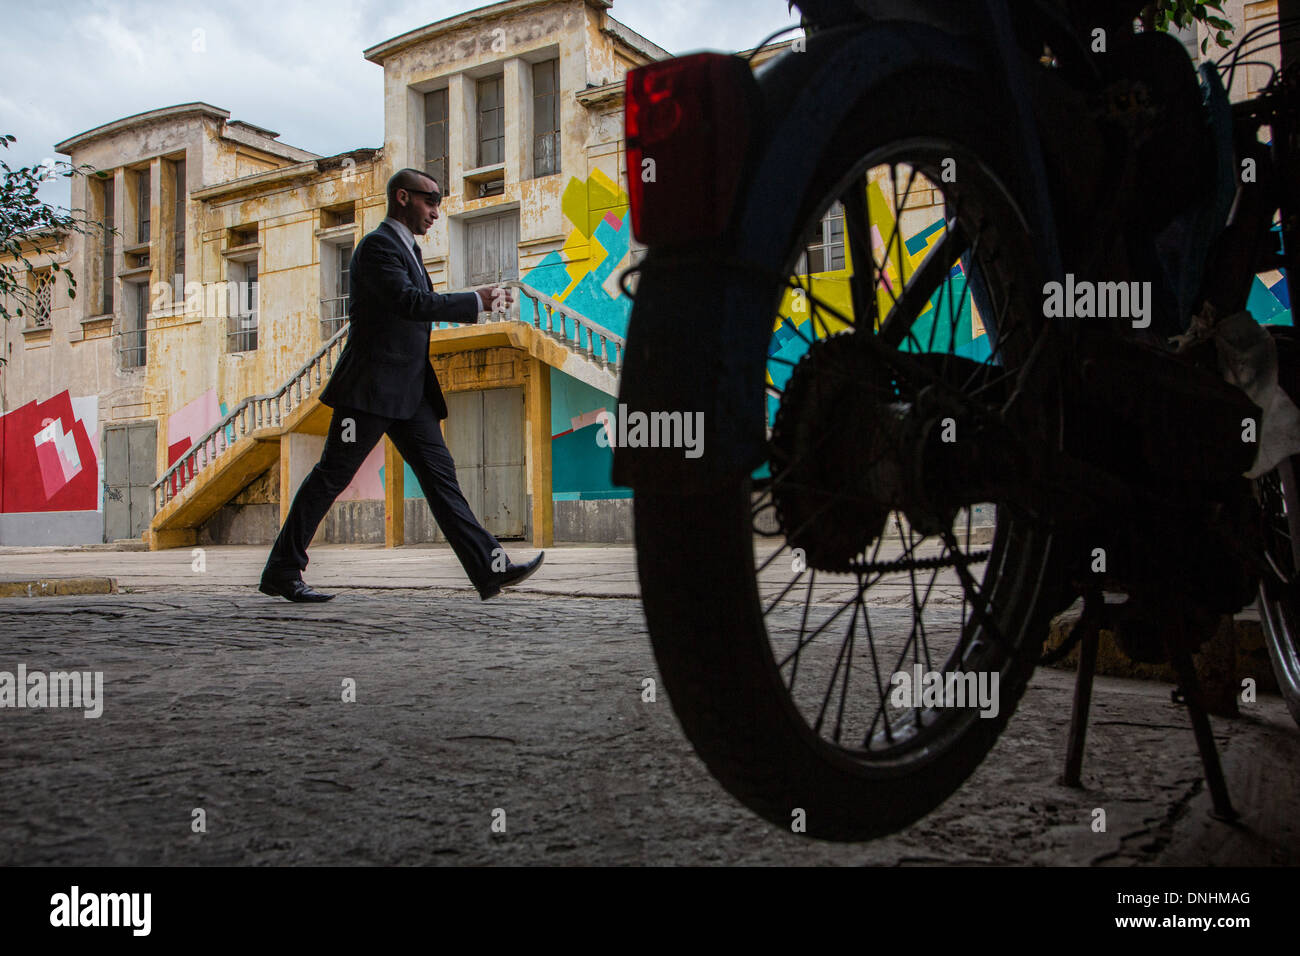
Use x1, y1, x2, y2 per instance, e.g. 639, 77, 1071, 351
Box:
558, 232, 606, 301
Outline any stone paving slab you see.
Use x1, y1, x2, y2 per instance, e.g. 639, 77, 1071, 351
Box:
0, 586, 1295, 865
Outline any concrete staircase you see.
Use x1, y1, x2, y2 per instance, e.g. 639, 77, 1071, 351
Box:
146, 281, 624, 549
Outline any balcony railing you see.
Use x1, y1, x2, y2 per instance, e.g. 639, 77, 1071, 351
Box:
153, 324, 349, 511
431, 281, 623, 375
502, 280, 624, 376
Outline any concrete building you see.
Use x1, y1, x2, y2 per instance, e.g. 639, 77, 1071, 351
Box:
0, 0, 674, 548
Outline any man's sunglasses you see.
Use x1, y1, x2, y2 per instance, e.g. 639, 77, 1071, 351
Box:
405, 187, 442, 207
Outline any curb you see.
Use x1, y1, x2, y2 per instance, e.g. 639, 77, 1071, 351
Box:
0, 577, 119, 598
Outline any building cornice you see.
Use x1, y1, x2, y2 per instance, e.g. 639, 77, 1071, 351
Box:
600, 15, 670, 62
189, 148, 380, 201
54, 102, 318, 165
55, 103, 231, 154
364, 0, 612, 64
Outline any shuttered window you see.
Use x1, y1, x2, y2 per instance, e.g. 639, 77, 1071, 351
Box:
533, 59, 560, 176
477, 76, 504, 167
424, 89, 448, 188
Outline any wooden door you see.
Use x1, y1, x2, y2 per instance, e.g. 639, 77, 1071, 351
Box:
443, 387, 525, 538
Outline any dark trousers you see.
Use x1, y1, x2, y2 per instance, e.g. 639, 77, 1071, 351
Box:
264, 398, 502, 591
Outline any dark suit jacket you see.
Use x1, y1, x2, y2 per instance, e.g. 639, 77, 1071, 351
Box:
319, 219, 480, 420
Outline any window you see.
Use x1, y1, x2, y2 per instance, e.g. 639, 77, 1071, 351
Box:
533, 59, 560, 177
320, 204, 354, 228
29, 269, 53, 328
172, 158, 186, 282
321, 240, 352, 339
136, 169, 150, 244
477, 76, 504, 167
228, 259, 258, 352
99, 176, 114, 314
795, 200, 846, 274
120, 284, 147, 368
424, 89, 448, 189
466, 211, 519, 294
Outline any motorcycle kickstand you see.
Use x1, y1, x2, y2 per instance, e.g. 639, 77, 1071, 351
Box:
1060, 588, 1105, 788
1164, 627, 1239, 823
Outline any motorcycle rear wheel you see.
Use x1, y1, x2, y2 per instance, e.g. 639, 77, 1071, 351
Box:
634, 72, 1064, 841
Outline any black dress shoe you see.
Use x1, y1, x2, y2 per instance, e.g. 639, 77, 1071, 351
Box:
258, 576, 335, 603
478, 551, 544, 601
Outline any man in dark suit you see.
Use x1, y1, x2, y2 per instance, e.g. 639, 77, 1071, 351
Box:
259, 167, 544, 602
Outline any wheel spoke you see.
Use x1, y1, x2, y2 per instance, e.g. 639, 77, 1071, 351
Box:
789, 568, 817, 692
814, 593, 857, 737
841, 175, 876, 330
879, 219, 969, 348
756, 146, 1051, 764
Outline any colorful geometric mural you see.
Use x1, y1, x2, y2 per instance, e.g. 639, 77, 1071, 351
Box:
765, 172, 983, 430
522, 167, 633, 348
0, 390, 99, 514
521, 167, 635, 499
1251, 268, 1292, 326
549, 374, 629, 499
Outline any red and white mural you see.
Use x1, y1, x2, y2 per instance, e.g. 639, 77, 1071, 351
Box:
0, 390, 99, 514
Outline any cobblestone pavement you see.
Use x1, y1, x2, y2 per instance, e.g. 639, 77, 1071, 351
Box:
1, 583, 1298, 865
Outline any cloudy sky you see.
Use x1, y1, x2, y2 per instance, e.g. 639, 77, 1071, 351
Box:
2, 0, 797, 210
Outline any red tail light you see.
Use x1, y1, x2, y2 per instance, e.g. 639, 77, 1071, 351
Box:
625, 53, 757, 245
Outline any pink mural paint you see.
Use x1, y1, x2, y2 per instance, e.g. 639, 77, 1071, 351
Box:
338, 443, 384, 501
167, 389, 223, 467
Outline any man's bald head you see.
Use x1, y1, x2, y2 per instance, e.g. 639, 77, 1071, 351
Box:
386, 168, 442, 236
387, 168, 437, 212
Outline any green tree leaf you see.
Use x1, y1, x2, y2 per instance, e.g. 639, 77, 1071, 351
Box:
0, 133, 115, 345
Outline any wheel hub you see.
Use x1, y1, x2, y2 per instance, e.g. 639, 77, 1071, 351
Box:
770, 333, 1015, 572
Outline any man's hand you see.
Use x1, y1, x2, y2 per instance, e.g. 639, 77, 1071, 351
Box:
475, 286, 515, 313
